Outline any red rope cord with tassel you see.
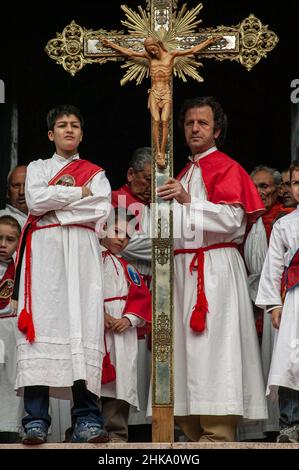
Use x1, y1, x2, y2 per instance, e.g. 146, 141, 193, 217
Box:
101, 334, 116, 384
174, 242, 238, 333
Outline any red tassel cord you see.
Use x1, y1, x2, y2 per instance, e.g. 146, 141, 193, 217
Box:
189, 249, 209, 333
174, 243, 238, 333
17, 227, 35, 342
101, 335, 116, 384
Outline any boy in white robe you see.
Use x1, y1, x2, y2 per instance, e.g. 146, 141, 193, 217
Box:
256, 158, 299, 443
15, 105, 111, 444
0, 215, 23, 442
100, 209, 151, 442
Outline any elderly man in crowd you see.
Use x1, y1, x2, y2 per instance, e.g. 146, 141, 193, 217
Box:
0, 165, 28, 227
280, 167, 297, 209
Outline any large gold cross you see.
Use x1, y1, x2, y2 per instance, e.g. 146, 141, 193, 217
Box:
46, 3, 278, 77
46, 1, 278, 443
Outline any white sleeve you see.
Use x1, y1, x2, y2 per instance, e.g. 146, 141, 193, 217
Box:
55, 171, 111, 226
244, 218, 268, 302
244, 219, 268, 274
189, 199, 245, 233
120, 206, 151, 262
121, 233, 151, 262
255, 222, 285, 308
26, 160, 82, 216
123, 313, 145, 328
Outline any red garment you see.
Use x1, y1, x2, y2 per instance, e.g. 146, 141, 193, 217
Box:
285, 249, 299, 291
262, 201, 294, 242
48, 158, 103, 186
0, 260, 15, 311
118, 257, 152, 324
255, 309, 264, 338
112, 185, 148, 229
112, 184, 148, 208
281, 248, 299, 302
102, 251, 152, 325
101, 335, 116, 385
17, 159, 102, 343
177, 150, 265, 224
101, 251, 152, 383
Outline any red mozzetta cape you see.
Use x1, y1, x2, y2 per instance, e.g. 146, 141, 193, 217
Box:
177, 150, 265, 224
112, 184, 148, 209
112, 185, 148, 228
261, 201, 294, 242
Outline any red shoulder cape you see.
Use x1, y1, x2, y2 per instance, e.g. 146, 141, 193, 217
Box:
177, 150, 265, 224
112, 185, 148, 207
112, 185, 147, 227
262, 201, 295, 242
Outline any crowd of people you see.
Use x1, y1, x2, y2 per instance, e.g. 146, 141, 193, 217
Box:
0, 98, 298, 445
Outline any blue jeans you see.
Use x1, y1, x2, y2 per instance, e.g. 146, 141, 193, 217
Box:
278, 386, 299, 429
22, 380, 104, 431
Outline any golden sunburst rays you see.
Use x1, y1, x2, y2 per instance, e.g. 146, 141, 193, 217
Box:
173, 57, 204, 83
120, 58, 150, 86
120, 5, 154, 38
163, 3, 203, 48
117, 2, 205, 86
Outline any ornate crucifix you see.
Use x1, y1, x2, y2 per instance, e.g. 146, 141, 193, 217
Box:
46, 1, 278, 442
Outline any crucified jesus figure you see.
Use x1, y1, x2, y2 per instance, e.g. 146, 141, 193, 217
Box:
100, 35, 220, 169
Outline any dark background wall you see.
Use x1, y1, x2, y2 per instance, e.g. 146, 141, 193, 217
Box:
0, 106, 13, 207
1, 0, 299, 189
